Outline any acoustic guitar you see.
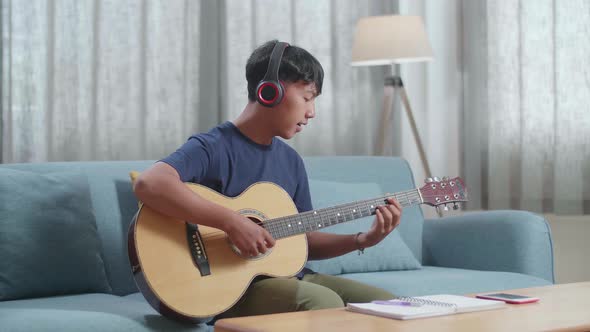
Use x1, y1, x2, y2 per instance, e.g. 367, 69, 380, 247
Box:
127, 177, 467, 322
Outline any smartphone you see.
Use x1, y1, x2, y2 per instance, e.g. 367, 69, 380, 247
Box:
476, 293, 540, 304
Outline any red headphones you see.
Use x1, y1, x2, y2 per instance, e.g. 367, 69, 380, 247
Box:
256, 41, 289, 107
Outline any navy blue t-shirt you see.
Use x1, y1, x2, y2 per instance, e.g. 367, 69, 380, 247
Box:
160, 121, 313, 213
161, 121, 316, 281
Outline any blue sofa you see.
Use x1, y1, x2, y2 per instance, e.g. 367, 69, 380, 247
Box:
0, 157, 554, 331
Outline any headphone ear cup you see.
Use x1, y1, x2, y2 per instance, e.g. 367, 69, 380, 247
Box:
256, 80, 284, 107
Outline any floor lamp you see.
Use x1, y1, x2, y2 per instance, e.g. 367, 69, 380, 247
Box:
351, 15, 435, 179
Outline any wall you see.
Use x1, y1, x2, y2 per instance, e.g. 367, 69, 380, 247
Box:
546, 214, 590, 283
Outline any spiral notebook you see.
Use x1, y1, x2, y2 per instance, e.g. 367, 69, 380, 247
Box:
346, 294, 506, 320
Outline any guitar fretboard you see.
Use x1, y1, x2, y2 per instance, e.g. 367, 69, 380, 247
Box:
263, 189, 422, 239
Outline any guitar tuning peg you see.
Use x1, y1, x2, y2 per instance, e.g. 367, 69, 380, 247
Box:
442, 176, 449, 181
433, 176, 441, 182
425, 177, 434, 183
453, 203, 459, 210
443, 204, 449, 211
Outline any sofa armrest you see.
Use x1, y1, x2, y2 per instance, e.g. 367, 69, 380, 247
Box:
422, 210, 554, 283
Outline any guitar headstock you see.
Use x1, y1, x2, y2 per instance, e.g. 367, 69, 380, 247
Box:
419, 176, 468, 209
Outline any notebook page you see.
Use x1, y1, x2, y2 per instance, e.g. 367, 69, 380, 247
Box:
346, 301, 456, 320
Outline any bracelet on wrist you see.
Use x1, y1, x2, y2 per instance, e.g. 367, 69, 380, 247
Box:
354, 232, 365, 255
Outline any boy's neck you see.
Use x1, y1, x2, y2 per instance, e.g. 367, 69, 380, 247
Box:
232, 103, 274, 146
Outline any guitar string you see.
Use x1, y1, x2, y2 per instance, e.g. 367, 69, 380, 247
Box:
194, 190, 454, 241
199, 191, 423, 240
197, 192, 460, 241
267, 191, 420, 238
197, 192, 444, 240
196, 192, 459, 241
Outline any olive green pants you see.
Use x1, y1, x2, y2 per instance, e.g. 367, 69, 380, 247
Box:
216, 273, 395, 319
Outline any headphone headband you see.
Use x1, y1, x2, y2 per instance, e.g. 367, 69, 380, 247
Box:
262, 42, 289, 82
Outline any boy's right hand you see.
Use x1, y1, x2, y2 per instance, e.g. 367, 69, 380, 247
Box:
225, 215, 276, 257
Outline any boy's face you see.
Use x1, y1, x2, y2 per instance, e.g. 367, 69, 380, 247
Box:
272, 81, 317, 140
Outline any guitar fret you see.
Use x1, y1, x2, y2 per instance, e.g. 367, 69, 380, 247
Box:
317, 212, 325, 229
277, 218, 285, 238
365, 203, 372, 217
309, 213, 316, 231
337, 209, 344, 224
297, 218, 305, 233
271, 219, 281, 238
289, 215, 298, 237
311, 212, 319, 230
317, 211, 327, 229
269, 223, 275, 238
282, 218, 288, 236
325, 211, 332, 226
345, 207, 353, 222
273, 220, 279, 238
300, 215, 306, 234
277, 218, 286, 236
291, 216, 298, 236
314, 212, 322, 230
330, 211, 337, 225
401, 194, 407, 206
357, 203, 366, 218
268, 222, 277, 238
320, 210, 328, 226
307, 212, 314, 231
266, 189, 424, 240
283, 217, 291, 237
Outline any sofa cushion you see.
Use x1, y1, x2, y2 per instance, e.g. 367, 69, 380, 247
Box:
0, 293, 212, 332
0, 169, 111, 301
340, 266, 552, 297
0, 161, 155, 296
304, 180, 421, 275
304, 157, 425, 264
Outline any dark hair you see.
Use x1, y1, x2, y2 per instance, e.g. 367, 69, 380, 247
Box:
246, 40, 324, 102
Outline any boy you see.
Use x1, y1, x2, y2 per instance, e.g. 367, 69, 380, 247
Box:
134, 40, 402, 319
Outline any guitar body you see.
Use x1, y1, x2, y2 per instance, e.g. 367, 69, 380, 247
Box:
128, 182, 308, 321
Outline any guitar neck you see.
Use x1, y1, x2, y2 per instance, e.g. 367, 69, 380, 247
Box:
264, 188, 423, 240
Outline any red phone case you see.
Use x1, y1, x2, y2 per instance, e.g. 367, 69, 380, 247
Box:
476, 294, 539, 304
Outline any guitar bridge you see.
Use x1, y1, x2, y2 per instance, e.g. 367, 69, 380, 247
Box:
185, 223, 211, 276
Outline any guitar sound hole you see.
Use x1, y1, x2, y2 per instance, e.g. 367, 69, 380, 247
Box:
227, 216, 271, 259
248, 217, 264, 227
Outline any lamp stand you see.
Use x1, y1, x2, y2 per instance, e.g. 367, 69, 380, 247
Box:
376, 76, 433, 177
375, 75, 441, 217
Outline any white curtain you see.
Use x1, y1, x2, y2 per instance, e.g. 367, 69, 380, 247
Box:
463, 0, 590, 215
1, 0, 209, 162
1, 0, 411, 163
393, 0, 463, 199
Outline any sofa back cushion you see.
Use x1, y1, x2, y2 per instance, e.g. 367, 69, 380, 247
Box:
304, 157, 425, 262
304, 180, 421, 274
0, 161, 154, 296
0, 169, 112, 300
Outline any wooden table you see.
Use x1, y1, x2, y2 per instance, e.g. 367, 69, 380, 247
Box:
214, 282, 590, 332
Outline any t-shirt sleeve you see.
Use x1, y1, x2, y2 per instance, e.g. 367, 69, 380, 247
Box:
159, 135, 213, 183
293, 157, 313, 213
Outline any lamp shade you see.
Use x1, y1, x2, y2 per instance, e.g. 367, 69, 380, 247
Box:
351, 15, 433, 66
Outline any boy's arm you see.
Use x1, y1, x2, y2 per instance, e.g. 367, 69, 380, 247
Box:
306, 198, 402, 260
133, 161, 275, 257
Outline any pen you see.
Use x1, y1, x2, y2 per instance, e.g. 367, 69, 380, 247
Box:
371, 300, 423, 307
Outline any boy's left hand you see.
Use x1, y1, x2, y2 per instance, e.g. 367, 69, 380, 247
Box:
359, 197, 402, 248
